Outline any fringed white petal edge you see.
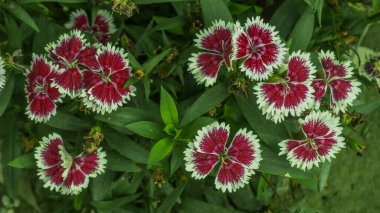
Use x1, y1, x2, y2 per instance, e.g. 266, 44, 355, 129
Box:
87, 148, 107, 178
0, 55, 5, 90
183, 143, 219, 180
187, 52, 221, 87
288, 51, 316, 82
45, 30, 87, 61
254, 82, 315, 124
95, 9, 117, 34
194, 19, 234, 51
34, 133, 64, 192
214, 165, 251, 193
64, 9, 89, 29
330, 79, 361, 113
279, 139, 320, 171
228, 128, 262, 172
318, 50, 353, 78
193, 122, 230, 153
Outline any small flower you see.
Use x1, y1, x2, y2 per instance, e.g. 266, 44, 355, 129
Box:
65, 9, 116, 43
25, 55, 62, 122
310, 50, 361, 113
0, 54, 5, 90
81, 44, 136, 114
232, 17, 286, 81
184, 122, 262, 193
46, 30, 98, 97
188, 20, 234, 87
34, 133, 107, 195
279, 111, 345, 170
254, 52, 316, 123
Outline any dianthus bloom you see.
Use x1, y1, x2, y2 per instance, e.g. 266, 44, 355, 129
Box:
184, 122, 262, 193
25, 55, 62, 122
188, 20, 234, 87
46, 30, 98, 97
65, 9, 116, 43
232, 17, 286, 81
311, 50, 361, 113
35, 133, 106, 195
279, 111, 345, 170
254, 52, 316, 123
0, 54, 5, 90
81, 44, 136, 114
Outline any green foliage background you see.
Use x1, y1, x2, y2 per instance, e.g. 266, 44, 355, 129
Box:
0, 0, 380, 212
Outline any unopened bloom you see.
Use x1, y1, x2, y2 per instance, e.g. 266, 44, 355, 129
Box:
232, 17, 286, 81
311, 50, 361, 113
279, 111, 345, 170
255, 52, 316, 123
188, 20, 234, 87
0, 54, 5, 90
184, 122, 262, 193
25, 55, 62, 122
65, 9, 116, 43
81, 44, 136, 114
35, 133, 106, 195
46, 30, 98, 97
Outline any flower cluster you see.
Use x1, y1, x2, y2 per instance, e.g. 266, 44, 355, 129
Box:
26, 29, 136, 122
184, 122, 262, 193
65, 9, 116, 43
0, 54, 6, 90
35, 133, 106, 195
185, 17, 363, 189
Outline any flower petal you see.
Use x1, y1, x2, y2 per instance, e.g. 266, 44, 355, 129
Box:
310, 79, 327, 109
287, 51, 316, 82
53, 67, 83, 98
75, 148, 107, 177
92, 10, 116, 43
279, 139, 320, 171
188, 52, 224, 87
193, 122, 229, 155
300, 111, 342, 139
329, 79, 361, 113
215, 158, 250, 193
35, 133, 66, 192
65, 9, 91, 31
184, 143, 219, 179
78, 45, 99, 69
227, 129, 262, 172
319, 50, 353, 78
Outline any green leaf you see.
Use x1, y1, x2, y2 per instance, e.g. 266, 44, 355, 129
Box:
180, 199, 243, 213
19, 0, 86, 3
107, 152, 142, 173
170, 143, 185, 175
33, 16, 65, 53
45, 111, 91, 131
0, 72, 15, 117
136, 0, 195, 4
5, 2, 39, 32
126, 121, 165, 140
8, 153, 36, 169
180, 116, 216, 139
96, 107, 161, 127
156, 183, 186, 213
180, 83, 230, 127
143, 48, 171, 74
148, 137, 174, 168
289, 6, 315, 52
318, 162, 331, 192
152, 16, 186, 35
270, 0, 307, 39
160, 86, 179, 126
234, 94, 289, 148
352, 99, 380, 115
104, 129, 149, 164
258, 146, 315, 180
91, 194, 141, 211
200, 0, 233, 27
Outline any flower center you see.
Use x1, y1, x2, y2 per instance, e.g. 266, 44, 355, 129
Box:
218, 149, 229, 164
34, 82, 47, 94
305, 138, 318, 150
101, 75, 111, 83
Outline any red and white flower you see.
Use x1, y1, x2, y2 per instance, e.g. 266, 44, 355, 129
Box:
184, 122, 262, 193
25, 55, 62, 122
0, 55, 5, 90
232, 17, 286, 81
254, 52, 316, 123
65, 9, 116, 43
188, 20, 234, 87
35, 133, 107, 195
46, 30, 98, 97
311, 50, 361, 113
279, 111, 345, 171
81, 44, 136, 114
